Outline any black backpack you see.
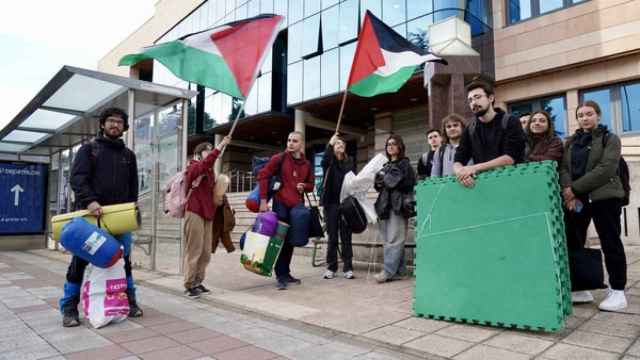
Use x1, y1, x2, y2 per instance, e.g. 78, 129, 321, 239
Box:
603, 134, 631, 206
339, 195, 368, 234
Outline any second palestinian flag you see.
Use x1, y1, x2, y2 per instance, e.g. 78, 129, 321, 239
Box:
347, 11, 446, 97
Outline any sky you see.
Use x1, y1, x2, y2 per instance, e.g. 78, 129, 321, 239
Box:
0, 0, 156, 130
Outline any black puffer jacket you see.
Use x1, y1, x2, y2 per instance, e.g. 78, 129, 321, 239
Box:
70, 135, 138, 210
374, 157, 416, 219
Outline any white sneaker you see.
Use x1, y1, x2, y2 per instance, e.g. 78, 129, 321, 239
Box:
323, 270, 335, 279
571, 291, 594, 303
374, 271, 391, 283
599, 289, 627, 312
344, 270, 354, 279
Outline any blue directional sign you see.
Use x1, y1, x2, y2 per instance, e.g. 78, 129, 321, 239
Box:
0, 161, 48, 234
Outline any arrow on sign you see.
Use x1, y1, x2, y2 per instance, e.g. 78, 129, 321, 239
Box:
11, 184, 24, 207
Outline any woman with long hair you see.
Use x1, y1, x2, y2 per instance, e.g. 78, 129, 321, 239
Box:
321, 133, 356, 280
559, 100, 628, 311
525, 110, 563, 164
374, 134, 416, 283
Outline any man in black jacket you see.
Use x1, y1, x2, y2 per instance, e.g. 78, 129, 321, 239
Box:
454, 79, 526, 188
417, 129, 442, 180
59, 107, 143, 327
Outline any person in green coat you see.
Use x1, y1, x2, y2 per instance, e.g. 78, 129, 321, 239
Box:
559, 100, 628, 312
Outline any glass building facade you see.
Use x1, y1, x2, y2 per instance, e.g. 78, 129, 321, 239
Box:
152, 0, 493, 134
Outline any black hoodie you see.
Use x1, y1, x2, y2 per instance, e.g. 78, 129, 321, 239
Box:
70, 135, 138, 210
454, 108, 526, 165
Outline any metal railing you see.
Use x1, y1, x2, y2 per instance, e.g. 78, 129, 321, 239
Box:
228, 169, 255, 193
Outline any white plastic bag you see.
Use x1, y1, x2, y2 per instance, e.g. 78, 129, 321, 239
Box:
340, 153, 388, 223
81, 258, 129, 328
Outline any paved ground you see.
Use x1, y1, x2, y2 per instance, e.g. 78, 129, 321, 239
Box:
4, 245, 640, 359
0, 251, 423, 360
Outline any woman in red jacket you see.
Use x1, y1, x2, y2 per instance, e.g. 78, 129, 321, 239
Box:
183, 136, 230, 298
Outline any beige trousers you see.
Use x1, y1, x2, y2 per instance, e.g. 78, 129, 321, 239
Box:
183, 211, 213, 289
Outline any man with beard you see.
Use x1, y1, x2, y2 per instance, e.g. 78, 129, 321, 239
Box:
454, 79, 526, 188
432, 114, 467, 177
59, 107, 143, 327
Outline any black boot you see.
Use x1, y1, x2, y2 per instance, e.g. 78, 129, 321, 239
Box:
61, 296, 80, 327
126, 289, 143, 318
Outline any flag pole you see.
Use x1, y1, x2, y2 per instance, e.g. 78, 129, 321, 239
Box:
219, 98, 247, 158
335, 89, 348, 134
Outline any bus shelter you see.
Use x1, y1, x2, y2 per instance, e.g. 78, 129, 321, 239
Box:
0, 66, 197, 273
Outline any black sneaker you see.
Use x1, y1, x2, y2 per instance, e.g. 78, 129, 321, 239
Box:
128, 302, 144, 318
61, 297, 80, 327
286, 275, 301, 285
185, 287, 202, 299
195, 285, 211, 294
62, 311, 80, 327
62, 310, 80, 327
276, 278, 288, 290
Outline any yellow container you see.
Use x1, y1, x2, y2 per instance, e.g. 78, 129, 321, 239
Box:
51, 202, 141, 241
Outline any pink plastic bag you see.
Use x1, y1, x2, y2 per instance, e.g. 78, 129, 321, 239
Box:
81, 258, 129, 328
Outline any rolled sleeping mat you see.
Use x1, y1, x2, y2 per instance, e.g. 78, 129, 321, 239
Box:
51, 202, 141, 241
60, 217, 123, 268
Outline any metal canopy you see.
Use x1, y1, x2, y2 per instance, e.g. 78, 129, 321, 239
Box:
0, 66, 197, 157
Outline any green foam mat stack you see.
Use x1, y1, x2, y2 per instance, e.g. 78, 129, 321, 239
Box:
414, 161, 572, 332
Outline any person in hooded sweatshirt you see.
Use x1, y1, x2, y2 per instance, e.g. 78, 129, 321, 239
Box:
257, 131, 314, 290
560, 100, 628, 312
60, 107, 142, 327
374, 134, 416, 283
183, 136, 231, 299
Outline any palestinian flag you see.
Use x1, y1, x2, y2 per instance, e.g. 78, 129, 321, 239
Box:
347, 11, 446, 97
119, 14, 283, 99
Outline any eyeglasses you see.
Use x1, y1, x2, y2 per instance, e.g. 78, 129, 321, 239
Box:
386, 142, 398, 147
467, 94, 486, 104
105, 117, 124, 125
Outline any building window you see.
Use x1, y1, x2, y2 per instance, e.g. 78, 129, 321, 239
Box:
580, 80, 640, 134
508, 95, 567, 137
287, 61, 303, 104
339, 0, 358, 44
506, 0, 589, 25
302, 14, 321, 57
621, 82, 640, 133
321, 48, 340, 96
303, 56, 321, 101
305, 0, 321, 17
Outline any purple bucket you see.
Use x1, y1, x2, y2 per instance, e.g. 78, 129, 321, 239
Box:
253, 211, 278, 237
